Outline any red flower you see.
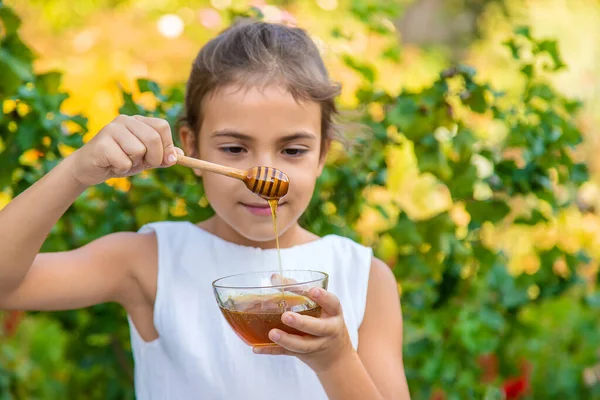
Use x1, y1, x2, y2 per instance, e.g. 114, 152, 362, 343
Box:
2, 311, 25, 337
430, 388, 446, 400
503, 360, 532, 399
478, 353, 499, 383
503, 376, 528, 399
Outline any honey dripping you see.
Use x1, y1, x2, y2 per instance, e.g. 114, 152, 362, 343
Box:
268, 199, 286, 308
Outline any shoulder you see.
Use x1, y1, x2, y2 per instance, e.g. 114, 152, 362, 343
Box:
368, 257, 397, 292
86, 228, 161, 307
77, 230, 158, 283
362, 257, 401, 328
79, 229, 156, 261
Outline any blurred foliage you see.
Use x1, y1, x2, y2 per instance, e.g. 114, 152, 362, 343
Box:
2, 1, 600, 399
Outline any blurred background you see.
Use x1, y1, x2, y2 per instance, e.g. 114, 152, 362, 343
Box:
1, 0, 600, 399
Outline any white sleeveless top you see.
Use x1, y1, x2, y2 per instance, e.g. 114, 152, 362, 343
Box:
128, 221, 372, 400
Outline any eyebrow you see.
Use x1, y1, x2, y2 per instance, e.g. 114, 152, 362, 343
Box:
211, 129, 318, 142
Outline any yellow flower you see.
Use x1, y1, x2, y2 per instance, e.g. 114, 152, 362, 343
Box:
58, 143, 77, 157
450, 202, 471, 227
522, 253, 540, 275
0, 192, 12, 211
375, 234, 398, 264
3, 100, 16, 114
552, 257, 570, 278
527, 284, 540, 300
198, 196, 209, 208
105, 177, 131, 192
17, 102, 31, 117
170, 198, 188, 217
368, 102, 384, 122
19, 149, 44, 166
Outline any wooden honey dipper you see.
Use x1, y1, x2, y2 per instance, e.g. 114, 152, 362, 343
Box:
176, 154, 289, 200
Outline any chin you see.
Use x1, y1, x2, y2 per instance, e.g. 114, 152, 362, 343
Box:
234, 226, 280, 243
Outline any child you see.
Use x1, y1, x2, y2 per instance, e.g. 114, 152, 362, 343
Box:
0, 20, 410, 399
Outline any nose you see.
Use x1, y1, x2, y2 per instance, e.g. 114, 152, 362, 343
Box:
251, 152, 277, 169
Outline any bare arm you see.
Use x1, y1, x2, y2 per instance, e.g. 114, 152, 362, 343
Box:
0, 156, 85, 294
252, 256, 409, 399
314, 259, 410, 399
0, 232, 151, 311
357, 258, 410, 399
0, 114, 177, 311
0, 155, 151, 310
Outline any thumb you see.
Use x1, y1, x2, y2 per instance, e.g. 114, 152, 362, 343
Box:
163, 143, 178, 165
162, 147, 184, 167
132, 115, 177, 165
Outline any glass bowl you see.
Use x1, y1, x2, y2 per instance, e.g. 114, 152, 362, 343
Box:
212, 270, 329, 347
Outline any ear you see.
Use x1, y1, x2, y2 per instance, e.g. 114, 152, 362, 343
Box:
317, 138, 331, 176
179, 125, 202, 177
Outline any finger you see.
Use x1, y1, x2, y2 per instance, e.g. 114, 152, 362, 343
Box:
270, 273, 297, 286
281, 312, 334, 337
252, 346, 292, 356
270, 274, 312, 296
110, 126, 146, 167
308, 288, 341, 316
132, 115, 176, 165
268, 329, 325, 354
120, 117, 164, 168
103, 139, 134, 175
155, 146, 185, 169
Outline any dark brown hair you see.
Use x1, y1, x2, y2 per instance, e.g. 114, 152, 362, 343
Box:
178, 19, 341, 156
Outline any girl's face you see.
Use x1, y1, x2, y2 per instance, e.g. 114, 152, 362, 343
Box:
182, 84, 325, 243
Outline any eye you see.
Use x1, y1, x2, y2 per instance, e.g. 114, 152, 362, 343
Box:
220, 146, 246, 154
283, 148, 308, 157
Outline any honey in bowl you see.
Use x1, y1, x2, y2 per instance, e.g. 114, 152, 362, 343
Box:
219, 293, 321, 346
212, 270, 329, 347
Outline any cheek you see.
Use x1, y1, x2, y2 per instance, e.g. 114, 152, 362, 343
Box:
202, 173, 241, 206
287, 173, 318, 203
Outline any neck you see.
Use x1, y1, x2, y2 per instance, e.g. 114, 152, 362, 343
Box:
197, 215, 316, 249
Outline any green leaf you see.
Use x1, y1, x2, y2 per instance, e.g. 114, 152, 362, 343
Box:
61, 133, 84, 148
1, 33, 34, 64
563, 99, 583, 114
466, 200, 510, 224
119, 89, 143, 115
529, 83, 554, 101
0, 47, 32, 80
457, 64, 476, 78
483, 387, 505, 400
520, 64, 534, 78
570, 163, 588, 184
382, 45, 401, 62
514, 26, 532, 38
388, 213, 422, 247
0, 5, 21, 35
36, 71, 62, 94
479, 308, 505, 331
537, 39, 567, 70
514, 208, 548, 225
342, 54, 376, 82
503, 38, 520, 59
137, 78, 165, 100
414, 141, 451, 180
0, 61, 20, 95
15, 120, 38, 150
387, 97, 417, 130
585, 293, 600, 309
464, 85, 487, 113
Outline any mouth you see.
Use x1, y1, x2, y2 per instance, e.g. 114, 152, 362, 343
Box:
240, 202, 285, 217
